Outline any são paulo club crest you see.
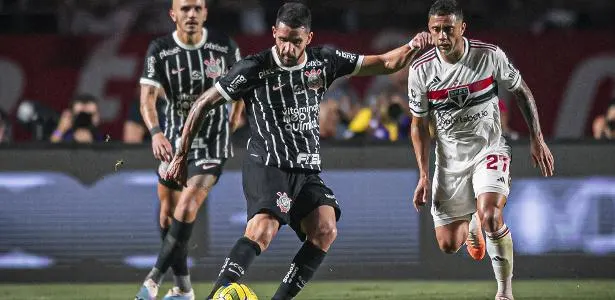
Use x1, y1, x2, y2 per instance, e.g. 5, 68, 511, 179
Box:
447, 86, 470, 108
276, 192, 293, 213
305, 69, 323, 92
204, 58, 223, 79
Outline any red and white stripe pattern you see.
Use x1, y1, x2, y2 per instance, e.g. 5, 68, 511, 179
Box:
469, 39, 497, 52
411, 48, 437, 70
486, 224, 511, 241
427, 76, 496, 103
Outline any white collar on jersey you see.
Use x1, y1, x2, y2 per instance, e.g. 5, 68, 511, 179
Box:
173, 28, 208, 50
436, 37, 469, 65
271, 46, 307, 71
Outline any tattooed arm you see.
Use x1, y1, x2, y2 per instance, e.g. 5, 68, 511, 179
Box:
511, 79, 555, 177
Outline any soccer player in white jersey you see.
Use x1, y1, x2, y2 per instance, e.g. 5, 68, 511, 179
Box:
408, 1, 554, 299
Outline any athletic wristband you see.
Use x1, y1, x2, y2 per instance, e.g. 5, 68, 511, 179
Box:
408, 40, 416, 50
149, 126, 162, 136
52, 129, 64, 139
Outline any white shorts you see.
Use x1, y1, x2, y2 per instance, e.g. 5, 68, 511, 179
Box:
431, 153, 511, 227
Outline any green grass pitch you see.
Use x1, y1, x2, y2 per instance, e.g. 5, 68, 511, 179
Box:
1, 280, 613, 299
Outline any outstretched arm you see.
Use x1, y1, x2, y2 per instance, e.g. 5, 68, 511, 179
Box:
410, 115, 432, 212
176, 86, 227, 157
354, 32, 432, 77
511, 79, 554, 176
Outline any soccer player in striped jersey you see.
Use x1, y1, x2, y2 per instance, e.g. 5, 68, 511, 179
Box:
164, 2, 431, 299
135, 0, 244, 299
408, 1, 554, 299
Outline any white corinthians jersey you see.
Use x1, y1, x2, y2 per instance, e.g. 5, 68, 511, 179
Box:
408, 38, 521, 172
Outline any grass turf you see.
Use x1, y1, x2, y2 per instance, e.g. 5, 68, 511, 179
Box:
1, 280, 613, 300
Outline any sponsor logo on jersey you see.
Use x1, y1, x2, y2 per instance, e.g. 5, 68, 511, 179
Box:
258, 68, 277, 79
203, 42, 229, 54
437, 109, 488, 128
146, 56, 156, 78
282, 104, 319, 132
176, 93, 199, 116
191, 71, 203, 81
204, 58, 223, 79
305, 69, 323, 92
335, 50, 357, 63
227, 75, 247, 93
171, 67, 185, 74
447, 86, 470, 107
276, 192, 293, 213
159, 47, 181, 59
293, 84, 305, 95
297, 153, 321, 165
306, 60, 323, 67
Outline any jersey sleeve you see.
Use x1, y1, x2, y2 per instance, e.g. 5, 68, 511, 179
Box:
140, 41, 164, 89
407, 67, 429, 117
493, 47, 522, 91
215, 57, 260, 102
322, 46, 364, 79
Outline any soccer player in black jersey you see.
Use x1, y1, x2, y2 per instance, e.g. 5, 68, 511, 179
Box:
165, 2, 431, 299
135, 0, 244, 299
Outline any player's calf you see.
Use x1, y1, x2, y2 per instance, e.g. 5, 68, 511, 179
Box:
435, 219, 469, 254
272, 206, 337, 299
207, 214, 276, 299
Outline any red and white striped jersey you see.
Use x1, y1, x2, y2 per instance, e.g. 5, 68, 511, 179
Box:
408, 37, 521, 172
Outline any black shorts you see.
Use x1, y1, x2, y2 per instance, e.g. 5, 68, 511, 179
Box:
157, 153, 226, 191
242, 155, 341, 241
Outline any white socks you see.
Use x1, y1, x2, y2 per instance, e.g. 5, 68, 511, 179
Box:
485, 224, 514, 298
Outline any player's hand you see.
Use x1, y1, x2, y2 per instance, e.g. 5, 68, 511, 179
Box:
410, 32, 433, 50
229, 113, 245, 133
165, 154, 188, 187
413, 176, 431, 212
530, 135, 554, 177
151, 133, 173, 162
56, 109, 73, 133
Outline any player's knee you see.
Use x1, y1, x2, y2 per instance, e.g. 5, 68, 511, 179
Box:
308, 221, 337, 248
478, 207, 503, 233
437, 238, 462, 254
245, 216, 279, 251
159, 214, 172, 228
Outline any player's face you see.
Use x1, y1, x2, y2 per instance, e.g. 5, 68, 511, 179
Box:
428, 14, 466, 56
170, 0, 207, 34
272, 22, 313, 66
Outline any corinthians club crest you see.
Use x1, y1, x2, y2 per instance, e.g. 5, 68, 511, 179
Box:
305, 69, 323, 92
276, 192, 293, 213
204, 58, 223, 79
447, 86, 470, 108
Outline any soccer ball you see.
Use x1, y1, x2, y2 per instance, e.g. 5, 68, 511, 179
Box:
212, 282, 258, 300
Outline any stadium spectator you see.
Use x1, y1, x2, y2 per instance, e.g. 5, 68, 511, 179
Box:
320, 78, 361, 140
592, 98, 615, 140
346, 87, 407, 142
499, 99, 519, 140
50, 94, 103, 143
122, 87, 167, 144
0, 109, 11, 144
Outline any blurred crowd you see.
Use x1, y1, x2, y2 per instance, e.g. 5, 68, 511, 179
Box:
0, 0, 613, 145
0, 0, 614, 34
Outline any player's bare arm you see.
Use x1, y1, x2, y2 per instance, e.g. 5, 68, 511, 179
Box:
511, 79, 555, 177
410, 115, 432, 212
165, 86, 226, 185
140, 84, 173, 162
229, 100, 245, 132
355, 32, 432, 76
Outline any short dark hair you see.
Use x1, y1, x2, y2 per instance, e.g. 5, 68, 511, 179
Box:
276, 2, 311, 30
429, 0, 463, 21
71, 94, 98, 108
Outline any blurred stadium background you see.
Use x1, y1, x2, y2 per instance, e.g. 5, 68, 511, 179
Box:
0, 0, 614, 299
